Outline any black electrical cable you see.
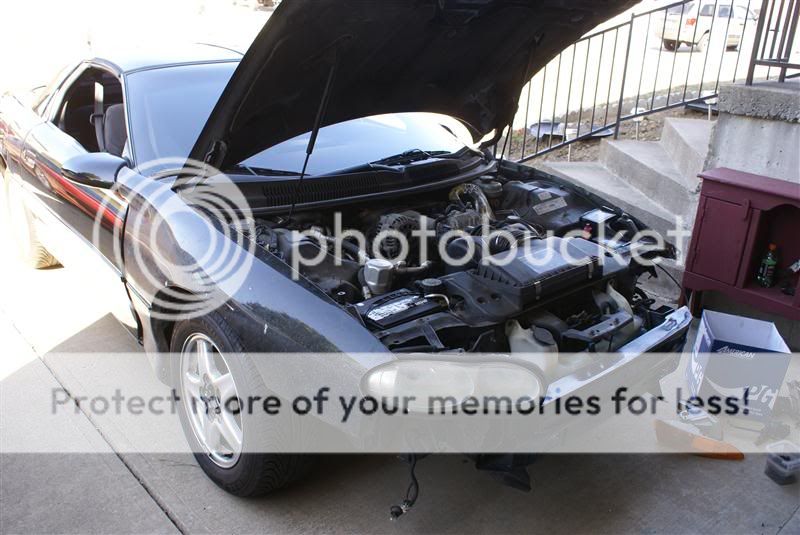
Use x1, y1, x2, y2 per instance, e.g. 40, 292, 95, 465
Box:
467, 330, 494, 352
389, 455, 419, 520
655, 262, 680, 289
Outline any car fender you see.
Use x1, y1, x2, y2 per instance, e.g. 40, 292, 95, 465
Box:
118, 169, 393, 394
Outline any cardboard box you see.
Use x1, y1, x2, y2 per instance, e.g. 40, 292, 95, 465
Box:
687, 310, 791, 420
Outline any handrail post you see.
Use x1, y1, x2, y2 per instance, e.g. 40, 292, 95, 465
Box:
613, 13, 635, 139
778, 0, 800, 81
747, 0, 773, 84
515, 0, 797, 164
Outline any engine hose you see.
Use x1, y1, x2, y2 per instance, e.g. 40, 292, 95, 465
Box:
340, 238, 370, 264
449, 183, 495, 221
307, 229, 370, 264
394, 260, 433, 276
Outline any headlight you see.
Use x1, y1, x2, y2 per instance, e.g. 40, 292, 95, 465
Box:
362, 359, 545, 414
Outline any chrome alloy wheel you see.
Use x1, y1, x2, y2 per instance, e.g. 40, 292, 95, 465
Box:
180, 333, 243, 468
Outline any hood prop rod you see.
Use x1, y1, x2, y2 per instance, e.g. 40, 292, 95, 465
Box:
288, 51, 339, 221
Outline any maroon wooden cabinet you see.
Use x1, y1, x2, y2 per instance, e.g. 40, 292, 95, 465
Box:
682, 167, 800, 321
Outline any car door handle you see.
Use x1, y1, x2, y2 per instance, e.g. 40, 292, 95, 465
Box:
21, 149, 36, 169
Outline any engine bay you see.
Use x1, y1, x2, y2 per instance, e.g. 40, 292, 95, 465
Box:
241, 169, 678, 380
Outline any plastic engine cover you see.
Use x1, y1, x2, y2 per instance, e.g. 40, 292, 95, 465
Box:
473, 236, 601, 305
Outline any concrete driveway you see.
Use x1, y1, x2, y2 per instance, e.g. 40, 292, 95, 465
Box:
1, 205, 799, 534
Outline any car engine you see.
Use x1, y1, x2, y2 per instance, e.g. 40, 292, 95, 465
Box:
243, 172, 677, 379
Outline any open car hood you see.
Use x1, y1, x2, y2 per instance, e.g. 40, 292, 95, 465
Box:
189, 0, 636, 171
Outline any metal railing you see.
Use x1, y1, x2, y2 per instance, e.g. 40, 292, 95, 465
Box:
503, 0, 790, 163
747, 0, 800, 83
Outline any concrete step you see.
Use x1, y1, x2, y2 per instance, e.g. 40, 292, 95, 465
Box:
600, 139, 698, 220
660, 117, 714, 183
536, 161, 680, 241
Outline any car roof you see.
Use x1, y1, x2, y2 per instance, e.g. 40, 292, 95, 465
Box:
88, 42, 243, 74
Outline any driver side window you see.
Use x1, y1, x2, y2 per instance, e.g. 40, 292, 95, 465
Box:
53, 67, 127, 157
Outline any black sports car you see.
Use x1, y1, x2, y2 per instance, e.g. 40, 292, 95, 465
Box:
0, 0, 691, 502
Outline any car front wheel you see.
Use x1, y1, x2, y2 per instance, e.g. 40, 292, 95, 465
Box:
171, 312, 311, 497
662, 39, 677, 51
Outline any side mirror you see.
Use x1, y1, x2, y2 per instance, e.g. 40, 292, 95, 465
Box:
62, 153, 128, 189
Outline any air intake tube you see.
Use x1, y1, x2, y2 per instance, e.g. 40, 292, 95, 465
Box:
449, 183, 495, 221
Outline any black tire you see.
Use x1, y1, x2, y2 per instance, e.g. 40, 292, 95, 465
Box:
3, 168, 58, 269
170, 312, 312, 497
663, 39, 677, 51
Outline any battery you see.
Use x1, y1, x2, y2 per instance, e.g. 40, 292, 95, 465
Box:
355, 290, 444, 329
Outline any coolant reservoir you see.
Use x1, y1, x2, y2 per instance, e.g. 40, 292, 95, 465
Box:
506, 320, 559, 379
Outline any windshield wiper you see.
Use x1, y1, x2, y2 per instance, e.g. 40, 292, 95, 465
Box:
321, 147, 479, 176
155, 164, 303, 184
227, 164, 303, 177
370, 149, 453, 167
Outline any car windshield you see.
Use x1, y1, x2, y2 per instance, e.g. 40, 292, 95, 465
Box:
125, 62, 473, 176
667, 2, 694, 15
240, 113, 473, 176
125, 62, 236, 172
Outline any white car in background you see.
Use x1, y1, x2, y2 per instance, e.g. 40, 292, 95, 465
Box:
655, 1, 758, 52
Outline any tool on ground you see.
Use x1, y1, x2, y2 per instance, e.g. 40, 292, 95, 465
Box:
765, 441, 800, 485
